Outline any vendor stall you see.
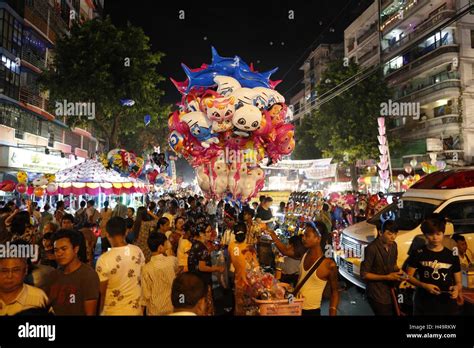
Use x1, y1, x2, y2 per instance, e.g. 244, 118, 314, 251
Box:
54, 159, 148, 209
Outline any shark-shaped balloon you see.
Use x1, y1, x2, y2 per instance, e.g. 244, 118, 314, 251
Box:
175, 47, 279, 93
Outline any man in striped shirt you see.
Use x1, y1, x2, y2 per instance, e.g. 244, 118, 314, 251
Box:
141, 232, 178, 315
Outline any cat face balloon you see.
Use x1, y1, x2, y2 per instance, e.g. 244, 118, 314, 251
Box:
232, 104, 262, 138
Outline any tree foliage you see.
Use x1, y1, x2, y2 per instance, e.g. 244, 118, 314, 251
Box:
39, 17, 169, 153
292, 116, 322, 160
308, 61, 392, 189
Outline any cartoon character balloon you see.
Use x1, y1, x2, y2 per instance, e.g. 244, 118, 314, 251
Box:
17, 171, 28, 183
168, 47, 295, 201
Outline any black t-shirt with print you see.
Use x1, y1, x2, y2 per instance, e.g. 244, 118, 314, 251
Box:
407, 246, 460, 298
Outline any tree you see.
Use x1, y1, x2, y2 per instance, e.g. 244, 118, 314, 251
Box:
292, 116, 322, 160
39, 17, 169, 153
308, 61, 392, 190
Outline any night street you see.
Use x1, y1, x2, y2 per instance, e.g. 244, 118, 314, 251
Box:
0, 0, 473, 346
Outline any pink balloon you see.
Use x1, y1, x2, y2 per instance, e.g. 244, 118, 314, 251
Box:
27, 185, 34, 195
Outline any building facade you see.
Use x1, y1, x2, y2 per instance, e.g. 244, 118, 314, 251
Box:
345, 0, 380, 68
290, 43, 344, 123
380, 0, 474, 167
0, 0, 103, 176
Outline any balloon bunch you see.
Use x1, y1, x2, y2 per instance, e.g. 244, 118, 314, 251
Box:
144, 152, 171, 185
421, 161, 445, 174
246, 268, 287, 301
6, 171, 58, 196
104, 149, 144, 178
168, 47, 295, 201
33, 173, 57, 196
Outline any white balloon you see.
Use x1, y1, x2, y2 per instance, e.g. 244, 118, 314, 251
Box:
230, 87, 259, 107
46, 183, 57, 193
214, 76, 242, 97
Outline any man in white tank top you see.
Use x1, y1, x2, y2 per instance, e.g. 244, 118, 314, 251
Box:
266, 221, 340, 316
298, 222, 340, 316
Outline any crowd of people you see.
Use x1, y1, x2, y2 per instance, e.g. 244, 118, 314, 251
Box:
0, 189, 470, 316
0, 194, 335, 316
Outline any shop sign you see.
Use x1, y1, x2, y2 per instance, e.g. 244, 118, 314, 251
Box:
0, 147, 75, 173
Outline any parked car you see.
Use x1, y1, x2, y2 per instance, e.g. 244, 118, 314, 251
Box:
335, 168, 474, 289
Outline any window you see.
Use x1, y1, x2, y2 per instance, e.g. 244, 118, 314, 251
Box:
22, 29, 47, 68
471, 30, 474, 49
368, 200, 438, 231
0, 103, 42, 136
82, 136, 90, 151
0, 9, 22, 56
0, 55, 21, 99
65, 130, 81, 149
440, 201, 474, 233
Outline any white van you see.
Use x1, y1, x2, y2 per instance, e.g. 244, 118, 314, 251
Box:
335, 169, 474, 289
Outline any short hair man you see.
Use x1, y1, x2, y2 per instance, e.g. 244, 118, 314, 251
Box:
86, 200, 100, 225
96, 217, 145, 315
361, 220, 403, 315
169, 272, 207, 316
61, 214, 75, 230
452, 234, 473, 271
0, 243, 49, 315
141, 232, 178, 315
406, 214, 463, 315
46, 230, 100, 315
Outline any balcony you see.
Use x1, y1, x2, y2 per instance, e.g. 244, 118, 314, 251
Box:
381, 0, 430, 33
391, 114, 461, 140
394, 71, 460, 101
356, 24, 378, 46
358, 46, 379, 65
382, 9, 455, 58
348, 42, 355, 52
21, 46, 46, 71
24, 0, 69, 42
19, 86, 48, 110
385, 44, 458, 80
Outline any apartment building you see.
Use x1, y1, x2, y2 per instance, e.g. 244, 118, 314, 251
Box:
0, 0, 103, 174
290, 43, 344, 123
380, 0, 474, 167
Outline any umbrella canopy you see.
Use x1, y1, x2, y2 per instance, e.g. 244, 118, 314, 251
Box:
54, 159, 148, 195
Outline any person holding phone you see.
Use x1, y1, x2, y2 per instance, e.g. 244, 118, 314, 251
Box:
360, 220, 403, 315
406, 214, 463, 315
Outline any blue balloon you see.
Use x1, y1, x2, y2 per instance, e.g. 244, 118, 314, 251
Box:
182, 47, 278, 93
120, 99, 135, 106
144, 114, 151, 126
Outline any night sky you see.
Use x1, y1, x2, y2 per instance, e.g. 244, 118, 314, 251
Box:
103, 0, 374, 105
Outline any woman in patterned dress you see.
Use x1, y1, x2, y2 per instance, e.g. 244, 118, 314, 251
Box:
187, 222, 225, 315
131, 207, 158, 262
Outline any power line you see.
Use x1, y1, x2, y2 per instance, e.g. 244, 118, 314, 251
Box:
293, 2, 474, 118
279, 0, 356, 95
